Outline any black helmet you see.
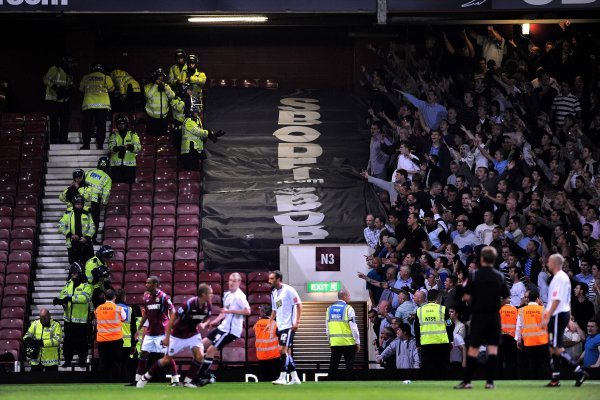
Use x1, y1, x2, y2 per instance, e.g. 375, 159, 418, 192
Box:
186, 96, 201, 117
91, 63, 104, 73
72, 168, 85, 180
96, 245, 114, 259
115, 114, 129, 127
97, 156, 110, 170
175, 48, 187, 59
69, 262, 83, 276
60, 55, 74, 65
151, 67, 166, 81
72, 194, 85, 205
93, 264, 110, 281
186, 54, 198, 65
24, 337, 41, 359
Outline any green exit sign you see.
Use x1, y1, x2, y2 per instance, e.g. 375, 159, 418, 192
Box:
307, 281, 341, 293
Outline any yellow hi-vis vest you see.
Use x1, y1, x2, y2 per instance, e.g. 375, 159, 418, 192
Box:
43, 65, 73, 102
144, 83, 175, 119
519, 304, 549, 347
417, 303, 449, 345
80, 71, 114, 111
326, 301, 356, 346
85, 169, 112, 205
108, 130, 141, 167
59, 280, 92, 323
168, 63, 187, 86
23, 319, 62, 366
117, 303, 132, 347
59, 185, 93, 212
179, 69, 206, 101
170, 97, 186, 123
57, 210, 96, 248
181, 117, 208, 154
110, 69, 141, 96
133, 316, 143, 358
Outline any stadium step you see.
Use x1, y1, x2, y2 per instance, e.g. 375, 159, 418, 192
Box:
31, 139, 110, 318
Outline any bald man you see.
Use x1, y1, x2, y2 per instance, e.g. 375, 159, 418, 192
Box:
23, 309, 62, 371
326, 288, 360, 380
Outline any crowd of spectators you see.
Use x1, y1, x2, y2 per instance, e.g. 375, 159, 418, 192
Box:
358, 23, 600, 375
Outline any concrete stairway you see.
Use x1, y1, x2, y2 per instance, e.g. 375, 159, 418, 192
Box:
27, 134, 108, 370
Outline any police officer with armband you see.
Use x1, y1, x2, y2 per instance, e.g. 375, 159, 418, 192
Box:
85, 156, 112, 243
57, 194, 95, 265
326, 288, 360, 381
85, 245, 114, 308
53, 262, 93, 368
108, 114, 141, 184
23, 309, 62, 371
59, 168, 93, 212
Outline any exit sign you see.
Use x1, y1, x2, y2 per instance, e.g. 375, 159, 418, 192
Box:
307, 281, 341, 293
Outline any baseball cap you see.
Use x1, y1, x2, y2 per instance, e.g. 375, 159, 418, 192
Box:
460, 245, 474, 254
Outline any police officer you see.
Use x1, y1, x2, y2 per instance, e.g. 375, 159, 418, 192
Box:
179, 54, 206, 105
110, 68, 142, 113
79, 63, 115, 150
180, 96, 209, 171
59, 169, 93, 212
115, 288, 141, 382
85, 156, 112, 242
326, 288, 360, 381
415, 289, 451, 379
108, 114, 141, 184
144, 67, 174, 136
43, 55, 74, 144
85, 245, 114, 308
57, 194, 95, 265
498, 297, 518, 379
169, 83, 190, 150
23, 309, 62, 371
53, 262, 93, 367
168, 49, 187, 87
515, 289, 549, 379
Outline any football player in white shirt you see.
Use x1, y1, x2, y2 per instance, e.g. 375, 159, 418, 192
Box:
196, 273, 251, 385
540, 254, 588, 387
269, 270, 303, 385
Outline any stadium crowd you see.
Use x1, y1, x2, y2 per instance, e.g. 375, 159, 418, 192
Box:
359, 23, 600, 378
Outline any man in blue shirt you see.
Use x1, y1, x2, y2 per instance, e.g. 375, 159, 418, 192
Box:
400, 90, 447, 130
582, 318, 600, 370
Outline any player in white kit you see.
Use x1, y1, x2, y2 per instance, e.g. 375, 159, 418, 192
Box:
541, 254, 589, 387
269, 270, 303, 385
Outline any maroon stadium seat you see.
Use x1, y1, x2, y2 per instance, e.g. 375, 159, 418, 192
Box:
108, 192, 129, 205
127, 293, 145, 305
124, 272, 147, 284
0, 194, 14, 207
151, 250, 173, 262
210, 284, 222, 296
111, 183, 130, 193
153, 192, 176, 205
177, 194, 200, 205
155, 158, 177, 170
149, 261, 173, 272
124, 282, 146, 294
10, 228, 33, 240
155, 169, 177, 181
5, 274, 29, 285
174, 250, 197, 261
0, 217, 11, 229
176, 215, 199, 227
173, 282, 196, 295
126, 251, 149, 263
222, 347, 246, 363
156, 146, 177, 159
248, 293, 271, 304
152, 226, 175, 239
174, 260, 197, 272
154, 181, 177, 193
8, 251, 31, 263
176, 226, 198, 238
11, 217, 35, 228
3, 295, 27, 308
108, 260, 124, 272
151, 238, 174, 250
111, 251, 125, 262
0, 228, 9, 240
211, 295, 222, 307
0, 329, 22, 341
199, 271, 221, 283
0, 251, 7, 264
174, 271, 197, 284
125, 260, 148, 272
102, 238, 126, 251
1, 308, 25, 319
0, 240, 7, 252
0, 206, 11, 217
6, 262, 30, 274
173, 294, 194, 305
106, 204, 129, 216
131, 182, 154, 193
153, 271, 172, 285
105, 215, 128, 228
136, 169, 154, 183
0, 319, 23, 330
103, 227, 127, 239
175, 237, 198, 251
153, 204, 176, 215
0, 263, 5, 275
10, 239, 33, 251
177, 204, 199, 216
248, 282, 271, 293
153, 216, 175, 227
129, 215, 152, 227
17, 182, 39, 194
12, 205, 37, 218
248, 271, 270, 283
111, 272, 123, 287
129, 203, 153, 215
127, 226, 151, 238
15, 193, 39, 205
127, 237, 150, 251
178, 171, 201, 181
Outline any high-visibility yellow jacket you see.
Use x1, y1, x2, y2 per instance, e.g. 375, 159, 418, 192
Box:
59, 280, 93, 323
84, 256, 105, 289
326, 301, 356, 346
170, 97, 186, 123
168, 64, 187, 86
117, 303, 133, 347
417, 302, 449, 345
23, 319, 62, 366
85, 169, 112, 205
179, 69, 206, 100
57, 210, 96, 248
108, 130, 141, 167
59, 185, 93, 212
79, 71, 114, 111
110, 69, 141, 96
181, 117, 208, 155
144, 83, 175, 119
43, 65, 73, 102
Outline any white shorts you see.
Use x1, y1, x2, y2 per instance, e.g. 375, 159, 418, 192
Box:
167, 334, 204, 357
141, 335, 167, 353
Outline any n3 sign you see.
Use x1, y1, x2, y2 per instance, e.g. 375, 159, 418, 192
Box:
521, 0, 596, 4
315, 247, 340, 271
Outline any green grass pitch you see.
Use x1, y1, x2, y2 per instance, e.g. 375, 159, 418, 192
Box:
1, 381, 598, 400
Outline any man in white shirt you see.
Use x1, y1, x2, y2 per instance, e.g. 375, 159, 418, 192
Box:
475, 211, 498, 246
269, 270, 303, 385
509, 267, 526, 307
396, 142, 420, 180
541, 254, 588, 387
197, 273, 251, 385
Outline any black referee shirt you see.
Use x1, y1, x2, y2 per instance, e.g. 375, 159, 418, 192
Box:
464, 267, 509, 314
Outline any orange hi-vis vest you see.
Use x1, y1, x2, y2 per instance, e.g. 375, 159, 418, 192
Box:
254, 318, 280, 361
500, 304, 518, 337
519, 304, 548, 347
95, 301, 124, 342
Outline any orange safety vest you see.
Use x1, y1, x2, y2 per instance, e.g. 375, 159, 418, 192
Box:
95, 301, 124, 342
499, 304, 518, 337
254, 318, 280, 361
519, 304, 548, 347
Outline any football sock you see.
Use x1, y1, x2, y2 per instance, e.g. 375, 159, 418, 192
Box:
290, 371, 300, 381
559, 352, 580, 372
144, 360, 162, 380
287, 354, 297, 372
136, 356, 148, 376
280, 354, 288, 373
187, 359, 202, 380
485, 354, 497, 384
464, 356, 477, 384
551, 354, 561, 382
197, 357, 214, 378
170, 359, 179, 382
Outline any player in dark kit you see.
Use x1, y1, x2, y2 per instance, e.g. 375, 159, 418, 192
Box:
137, 284, 213, 388
455, 246, 510, 390
129, 276, 177, 386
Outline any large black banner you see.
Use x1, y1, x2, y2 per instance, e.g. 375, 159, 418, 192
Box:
201, 88, 384, 271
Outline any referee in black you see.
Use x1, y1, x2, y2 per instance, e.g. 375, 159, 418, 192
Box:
454, 246, 509, 390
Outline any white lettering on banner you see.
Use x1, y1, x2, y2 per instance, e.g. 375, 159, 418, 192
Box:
0, 0, 68, 5
274, 98, 329, 244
